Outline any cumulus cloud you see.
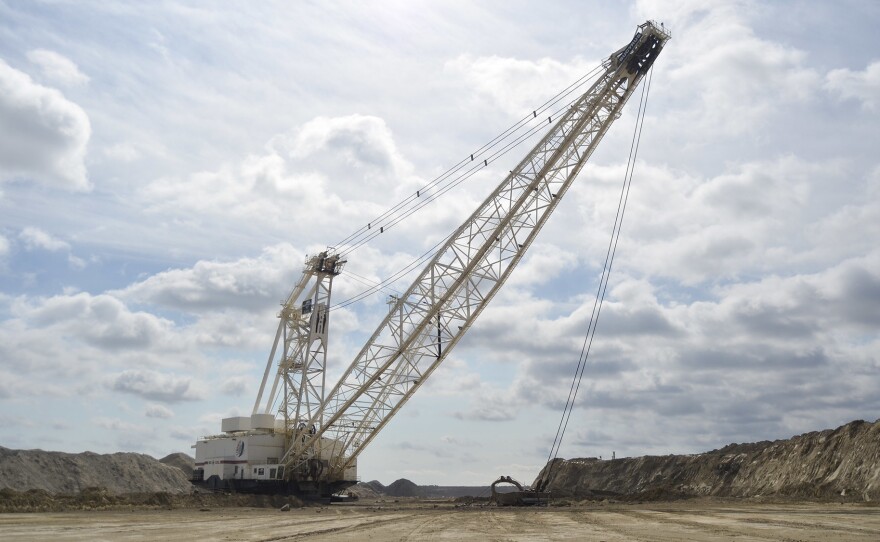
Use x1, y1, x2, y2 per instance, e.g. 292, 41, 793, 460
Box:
18, 292, 175, 350
287, 114, 408, 175
0, 274, 284, 438
134, 113, 481, 260
118, 243, 301, 313
110, 369, 204, 403
561, 156, 851, 285
0, 234, 9, 257
0, 379, 12, 399
17, 226, 87, 269
219, 376, 249, 396
825, 61, 880, 110
67, 253, 87, 269
19, 226, 70, 251
145, 403, 175, 419
26, 49, 89, 86
447, 3, 817, 137
458, 250, 880, 457
170, 426, 196, 440
95, 417, 146, 433
94, 417, 161, 451
142, 115, 417, 241
103, 142, 140, 162
508, 244, 579, 288
453, 395, 517, 422
397, 439, 454, 459
0, 58, 91, 189
420, 357, 482, 398
636, 0, 819, 135
445, 55, 598, 117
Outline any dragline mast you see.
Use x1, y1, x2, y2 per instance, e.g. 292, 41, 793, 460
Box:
286, 21, 670, 479
192, 21, 669, 497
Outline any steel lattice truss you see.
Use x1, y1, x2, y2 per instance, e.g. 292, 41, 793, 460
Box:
284, 22, 669, 479
253, 252, 345, 446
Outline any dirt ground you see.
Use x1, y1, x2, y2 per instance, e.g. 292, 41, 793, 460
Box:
1, 499, 878, 541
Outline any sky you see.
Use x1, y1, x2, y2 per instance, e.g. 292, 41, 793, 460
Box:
0, 0, 878, 487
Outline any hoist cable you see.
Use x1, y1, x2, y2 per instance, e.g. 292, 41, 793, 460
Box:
338, 110, 559, 258
333, 62, 607, 255
539, 66, 654, 489
331, 88, 590, 308
328, 64, 617, 310
333, 62, 604, 251
337, 79, 604, 261
331, 232, 453, 311
343, 270, 404, 298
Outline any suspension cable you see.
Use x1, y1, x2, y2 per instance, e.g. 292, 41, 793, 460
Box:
338, 103, 568, 258
333, 62, 607, 258
343, 269, 405, 298
331, 91, 587, 308
539, 66, 654, 489
331, 232, 453, 311
328, 64, 614, 309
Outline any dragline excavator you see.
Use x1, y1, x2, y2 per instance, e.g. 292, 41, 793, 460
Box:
191, 21, 669, 498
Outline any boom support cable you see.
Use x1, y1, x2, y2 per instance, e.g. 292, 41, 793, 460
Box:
329, 96, 586, 310
328, 64, 614, 309
332, 63, 607, 258
538, 66, 655, 490
330, 231, 453, 310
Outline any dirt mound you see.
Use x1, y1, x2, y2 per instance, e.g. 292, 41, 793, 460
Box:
363, 480, 386, 494
0, 447, 192, 495
535, 419, 880, 502
159, 453, 194, 478
347, 482, 382, 499
384, 478, 421, 497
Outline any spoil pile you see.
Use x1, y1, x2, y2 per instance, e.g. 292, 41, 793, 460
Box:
346, 485, 380, 499
384, 478, 422, 497
0, 447, 192, 495
535, 419, 880, 501
159, 452, 195, 479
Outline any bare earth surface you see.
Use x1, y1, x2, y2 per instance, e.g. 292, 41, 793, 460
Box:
1, 500, 879, 541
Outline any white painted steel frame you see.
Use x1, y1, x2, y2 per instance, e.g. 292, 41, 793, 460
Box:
285, 22, 669, 479
252, 252, 344, 465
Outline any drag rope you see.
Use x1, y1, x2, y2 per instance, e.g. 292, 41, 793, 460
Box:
539, 66, 654, 490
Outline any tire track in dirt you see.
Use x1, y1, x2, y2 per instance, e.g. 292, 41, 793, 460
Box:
570, 509, 672, 542
399, 512, 446, 540
739, 514, 880, 538
548, 509, 634, 541
482, 508, 518, 538
623, 507, 880, 542
570, 508, 782, 542
3, 503, 879, 541
649, 505, 880, 540
255, 512, 413, 541
622, 509, 785, 541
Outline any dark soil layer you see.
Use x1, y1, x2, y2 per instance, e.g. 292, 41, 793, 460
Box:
0, 486, 303, 513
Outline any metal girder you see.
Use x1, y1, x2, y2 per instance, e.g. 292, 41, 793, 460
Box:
251, 251, 345, 470
284, 21, 670, 479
